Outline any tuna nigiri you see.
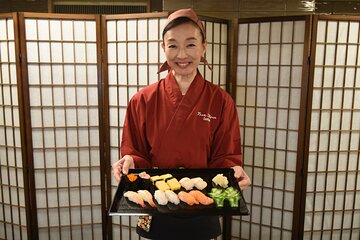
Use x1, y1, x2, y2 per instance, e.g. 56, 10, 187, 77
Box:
178, 191, 199, 206
154, 190, 168, 205
137, 190, 156, 207
124, 191, 145, 207
189, 190, 214, 205
165, 190, 180, 205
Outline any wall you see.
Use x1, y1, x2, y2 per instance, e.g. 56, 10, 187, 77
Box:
163, 0, 360, 19
0, 0, 49, 13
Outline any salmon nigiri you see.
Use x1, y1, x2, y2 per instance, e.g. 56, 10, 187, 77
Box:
189, 190, 214, 205
137, 190, 156, 207
178, 191, 199, 206
124, 191, 146, 207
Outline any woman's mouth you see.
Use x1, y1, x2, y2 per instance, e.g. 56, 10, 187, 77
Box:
176, 62, 191, 68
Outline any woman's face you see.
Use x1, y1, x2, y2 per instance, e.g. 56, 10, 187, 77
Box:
162, 22, 207, 79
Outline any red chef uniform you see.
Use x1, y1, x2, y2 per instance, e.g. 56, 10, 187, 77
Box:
121, 70, 242, 169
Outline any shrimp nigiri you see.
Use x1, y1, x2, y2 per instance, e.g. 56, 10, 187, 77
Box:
178, 191, 199, 206
137, 190, 156, 207
124, 191, 145, 207
189, 190, 214, 205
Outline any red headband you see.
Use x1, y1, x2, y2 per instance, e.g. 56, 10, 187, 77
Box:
164, 8, 206, 41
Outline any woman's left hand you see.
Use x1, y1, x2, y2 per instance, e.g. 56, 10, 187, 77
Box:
232, 166, 251, 190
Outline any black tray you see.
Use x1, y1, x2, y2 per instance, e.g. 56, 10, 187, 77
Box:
109, 168, 250, 216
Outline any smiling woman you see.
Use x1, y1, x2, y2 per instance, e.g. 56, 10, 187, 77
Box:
111, 8, 250, 240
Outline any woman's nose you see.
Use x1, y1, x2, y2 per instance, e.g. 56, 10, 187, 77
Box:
177, 47, 187, 58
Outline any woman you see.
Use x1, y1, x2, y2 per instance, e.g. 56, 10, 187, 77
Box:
112, 8, 251, 240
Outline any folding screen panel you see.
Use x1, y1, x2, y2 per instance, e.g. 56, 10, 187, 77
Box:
104, 13, 167, 240
234, 16, 310, 239
103, 13, 230, 239
20, 13, 103, 239
0, 13, 28, 240
304, 16, 360, 240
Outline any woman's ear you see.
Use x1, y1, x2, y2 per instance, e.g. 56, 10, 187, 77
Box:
202, 41, 208, 56
161, 42, 165, 51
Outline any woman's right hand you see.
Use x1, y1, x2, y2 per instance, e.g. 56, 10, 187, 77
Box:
112, 155, 135, 182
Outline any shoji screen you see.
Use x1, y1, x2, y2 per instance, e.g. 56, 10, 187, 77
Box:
104, 13, 230, 239
105, 13, 168, 239
304, 16, 360, 240
0, 14, 28, 240
21, 13, 102, 239
201, 19, 229, 90
235, 17, 309, 239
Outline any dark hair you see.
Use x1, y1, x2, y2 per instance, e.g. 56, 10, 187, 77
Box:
162, 17, 205, 43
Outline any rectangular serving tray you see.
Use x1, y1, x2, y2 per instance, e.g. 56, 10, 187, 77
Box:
109, 168, 250, 216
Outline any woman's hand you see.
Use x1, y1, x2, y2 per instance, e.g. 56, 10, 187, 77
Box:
112, 155, 135, 182
232, 166, 251, 190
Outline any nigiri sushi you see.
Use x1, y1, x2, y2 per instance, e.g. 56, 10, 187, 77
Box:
165, 190, 180, 205
178, 191, 199, 206
154, 190, 168, 205
139, 171, 151, 179
155, 180, 170, 191
124, 191, 145, 207
189, 190, 214, 205
179, 177, 194, 190
137, 190, 156, 207
166, 178, 181, 191
192, 177, 207, 190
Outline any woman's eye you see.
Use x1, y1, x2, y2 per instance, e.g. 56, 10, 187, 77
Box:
188, 43, 196, 47
168, 45, 176, 48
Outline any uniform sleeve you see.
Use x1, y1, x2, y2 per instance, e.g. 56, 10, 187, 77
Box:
120, 95, 152, 168
209, 94, 243, 168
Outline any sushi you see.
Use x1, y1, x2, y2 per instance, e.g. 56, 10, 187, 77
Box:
178, 191, 199, 206
126, 174, 138, 182
191, 177, 207, 190
154, 190, 168, 205
165, 190, 180, 205
155, 180, 170, 191
150, 175, 170, 191
137, 190, 156, 207
159, 173, 173, 181
123, 191, 146, 207
150, 175, 162, 183
179, 177, 194, 191
166, 178, 181, 191
189, 190, 214, 205
139, 171, 151, 179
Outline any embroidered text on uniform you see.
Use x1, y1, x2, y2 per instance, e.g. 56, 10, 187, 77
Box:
197, 112, 217, 122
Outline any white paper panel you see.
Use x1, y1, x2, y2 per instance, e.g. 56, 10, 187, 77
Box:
106, 17, 165, 239
0, 16, 28, 239
236, 19, 306, 239
305, 18, 360, 239
24, 17, 101, 239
